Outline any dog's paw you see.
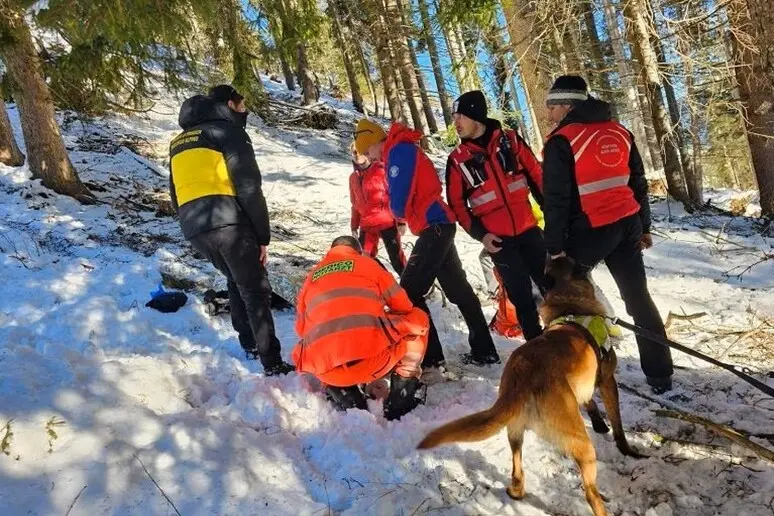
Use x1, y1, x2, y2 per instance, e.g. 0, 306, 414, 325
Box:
617, 441, 649, 459
506, 483, 526, 500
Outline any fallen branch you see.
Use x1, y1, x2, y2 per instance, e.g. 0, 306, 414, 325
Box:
133, 454, 182, 516
665, 310, 707, 330
723, 253, 774, 280
64, 485, 88, 516
118, 195, 155, 212
619, 383, 774, 459
655, 409, 774, 463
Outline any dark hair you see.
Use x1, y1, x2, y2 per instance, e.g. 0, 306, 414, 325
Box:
331, 235, 362, 251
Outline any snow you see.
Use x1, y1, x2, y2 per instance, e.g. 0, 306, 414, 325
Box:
1, 80, 774, 516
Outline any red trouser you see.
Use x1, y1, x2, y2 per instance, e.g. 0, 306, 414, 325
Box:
359, 225, 407, 275
317, 307, 428, 387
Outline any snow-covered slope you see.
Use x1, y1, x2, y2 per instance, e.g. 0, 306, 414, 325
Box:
1, 84, 773, 516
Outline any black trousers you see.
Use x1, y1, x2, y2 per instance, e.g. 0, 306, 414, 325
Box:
566, 214, 674, 379
400, 223, 496, 366
489, 227, 547, 340
359, 224, 406, 275
190, 225, 282, 367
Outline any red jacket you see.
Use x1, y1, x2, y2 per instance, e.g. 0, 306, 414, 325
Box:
349, 162, 395, 232
383, 123, 455, 235
446, 121, 543, 240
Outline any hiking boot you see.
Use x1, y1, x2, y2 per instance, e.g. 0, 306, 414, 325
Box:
384, 374, 426, 421
459, 351, 501, 366
646, 376, 673, 394
263, 360, 295, 377
326, 385, 368, 411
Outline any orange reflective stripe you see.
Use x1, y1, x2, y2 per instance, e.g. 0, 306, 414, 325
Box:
384, 283, 402, 301
303, 314, 386, 346
306, 287, 381, 312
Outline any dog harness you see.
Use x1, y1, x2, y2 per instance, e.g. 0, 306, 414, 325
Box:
548, 315, 621, 353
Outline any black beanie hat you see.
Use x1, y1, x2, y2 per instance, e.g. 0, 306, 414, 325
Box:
208, 84, 244, 104
453, 90, 488, 124
547, 76, 588, 105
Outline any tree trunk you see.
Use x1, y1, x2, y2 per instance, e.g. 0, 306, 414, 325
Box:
383, 0, 429, 134
373, 26, 405, 122
279, 51, 296, 91
623, 0, 691, 207
484, 26, 515, 112
295, 42, 318, 105
330, 0, 364, 112
601, 0, 656, 175
439, 1, 477, 92
583, 0, 613, 98
397, 0, 437, 133
0, 101, 24, 167
418, 0, 453, 126
0, 10, 91, 201
407, 39, 438, 133
636, 80, 663, 171
501, 0, 553, 141
355, 41, 379, 116
730, 0, 774, 217
674, 8, 703, 205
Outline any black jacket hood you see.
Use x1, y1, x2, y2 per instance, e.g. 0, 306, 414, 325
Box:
178, 95, 246, 130
558, 96, 613, 128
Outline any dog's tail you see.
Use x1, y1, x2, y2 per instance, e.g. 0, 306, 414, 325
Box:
417, 393, 523, 449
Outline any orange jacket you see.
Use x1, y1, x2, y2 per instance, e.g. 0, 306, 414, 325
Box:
292, 246, 423, 376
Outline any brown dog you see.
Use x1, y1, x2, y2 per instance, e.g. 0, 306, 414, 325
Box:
417, 257, 643, 516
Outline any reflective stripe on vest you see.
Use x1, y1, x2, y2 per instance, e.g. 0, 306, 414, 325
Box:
577, 175, 630, 195
469, 190, 497, 208
306, 287, 383, 312
303, 313, 386, 347
507, 177, 528, 193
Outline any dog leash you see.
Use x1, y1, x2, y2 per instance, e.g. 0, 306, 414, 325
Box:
607, 316, 774, 398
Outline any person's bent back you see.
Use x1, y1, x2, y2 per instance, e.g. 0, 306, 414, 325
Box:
292, 236, 429, 420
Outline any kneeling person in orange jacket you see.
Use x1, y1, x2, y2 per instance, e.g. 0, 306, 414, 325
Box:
292, 235, 429, 420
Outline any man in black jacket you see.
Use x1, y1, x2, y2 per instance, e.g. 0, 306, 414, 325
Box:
169, 85, 293, 376
542, 76, 673, 393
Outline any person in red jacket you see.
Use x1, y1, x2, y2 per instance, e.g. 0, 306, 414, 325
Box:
354, 118, 499, 368
446, 91, 547, 341
292, 236, 429, 420
348, 143, 407, 274
542, 75, 673, 393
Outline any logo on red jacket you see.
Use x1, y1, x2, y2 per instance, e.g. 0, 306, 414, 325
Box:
389, 166, 399, 178
595, 134, 625, 168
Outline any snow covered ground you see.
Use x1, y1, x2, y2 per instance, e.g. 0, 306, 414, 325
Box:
1, 83, 773, 516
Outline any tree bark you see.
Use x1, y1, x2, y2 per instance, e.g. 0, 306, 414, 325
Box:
583, 0, 613, 98
730, 0, 774, 217
438, 1, 477, 92
624, 0, 691, 207
0, 9, 91, 201
674, 7, 703, 205
0, 101, 24, 167
484, 26, 515, 112
355, 41, 379, 117
601, 0, 656, 175
279, 51, 296, 91
501, 0, 553, 141
329, 0, 364, 112
296, 42, 318, 105
398, 0, 437, 133
418, 0, 453, 126
383, 0, 429, 134
373, 21, 405, 122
